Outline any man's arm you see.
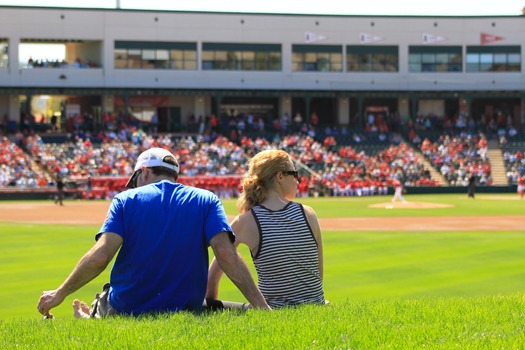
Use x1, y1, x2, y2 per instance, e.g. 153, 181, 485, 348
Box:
206, 213, 257, 299
205, 257, 224, 300
37, 232, 122, 317
210, 232, 270, 310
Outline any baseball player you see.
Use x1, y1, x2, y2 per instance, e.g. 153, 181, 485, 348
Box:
391, 177, 406, 203
518, 174, 525, 199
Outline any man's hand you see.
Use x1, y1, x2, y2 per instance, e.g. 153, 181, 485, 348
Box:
37, 289, 65, 318
36, 232, 122, 318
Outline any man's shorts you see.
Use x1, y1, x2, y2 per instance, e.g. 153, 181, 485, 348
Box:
202, 298, 252, 311
89, 284, 250, 316
90, 282, 118, 318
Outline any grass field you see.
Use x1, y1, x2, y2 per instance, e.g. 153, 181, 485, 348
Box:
1, 194, 524, 348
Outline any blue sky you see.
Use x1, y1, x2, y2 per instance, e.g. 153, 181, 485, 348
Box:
0, 0, 524, 16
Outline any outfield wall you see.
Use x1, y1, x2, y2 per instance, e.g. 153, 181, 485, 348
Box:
405, 185, 516, 195
0, 189, 80, 200
0, 185, 516, 200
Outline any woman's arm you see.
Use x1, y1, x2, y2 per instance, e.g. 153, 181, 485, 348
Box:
303, 205, 323, 280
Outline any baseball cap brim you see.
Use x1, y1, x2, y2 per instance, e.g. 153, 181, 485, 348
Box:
125, 147, 179, 189
125, 169, 140, 189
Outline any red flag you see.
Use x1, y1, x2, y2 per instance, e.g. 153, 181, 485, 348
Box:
480, 32, 504, 45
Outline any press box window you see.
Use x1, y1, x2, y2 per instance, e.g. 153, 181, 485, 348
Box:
114, 41, 197, 70
292, 44, 342, 72
347, 46, 398, 72
466, 46, 521, 72
409, 46, 462, 72
202, 43, 281, 71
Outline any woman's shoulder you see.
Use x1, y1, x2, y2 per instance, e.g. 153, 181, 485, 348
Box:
294, 201, 314, 213
296, 202, 319, 221
231, 211, 259, 245
232, 211, 257, 230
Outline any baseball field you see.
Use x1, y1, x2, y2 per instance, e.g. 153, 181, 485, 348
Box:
1, 193, 524, 348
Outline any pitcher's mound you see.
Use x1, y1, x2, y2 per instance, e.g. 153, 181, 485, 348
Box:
368, 202, 454, 209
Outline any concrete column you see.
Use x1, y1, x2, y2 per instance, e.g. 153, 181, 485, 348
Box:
356, 96, 363, 128
521, 96, 525, 126
0, 95, 17, 121
398, 97, 409, 119
410, 97, 417, 120
122, 93, 129, 117
10, 37, 19, 71
194, 96, 206, 119
304, 95, 311, 124
214, 92, 222, 116
279, 96, 292, 120
102, 96, 114, 114
337, 97, 349, 125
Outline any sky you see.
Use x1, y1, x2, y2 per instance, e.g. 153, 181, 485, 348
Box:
0, 0, 524, 16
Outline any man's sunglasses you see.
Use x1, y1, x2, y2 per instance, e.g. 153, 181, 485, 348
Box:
283, 170, 299, 180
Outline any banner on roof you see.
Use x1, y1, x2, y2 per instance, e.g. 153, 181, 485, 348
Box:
359, 33, 383, 44
480, 32, 504, 45
304, 32, 327, 43
422, 32, 446, 44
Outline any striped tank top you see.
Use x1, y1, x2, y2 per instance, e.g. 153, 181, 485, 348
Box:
251, 201, 325, 308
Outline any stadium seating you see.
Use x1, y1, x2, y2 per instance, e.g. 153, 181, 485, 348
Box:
1, 122, 513, 198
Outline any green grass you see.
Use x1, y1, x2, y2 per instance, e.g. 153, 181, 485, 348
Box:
2, 297, 525, 349
1, 223, 111, 319
1, 195, 525, 348
222, 193, 525, 218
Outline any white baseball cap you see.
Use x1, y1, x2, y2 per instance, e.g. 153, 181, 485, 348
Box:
125, 147, 179, 188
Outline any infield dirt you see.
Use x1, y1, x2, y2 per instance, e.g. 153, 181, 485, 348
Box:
0, 201, 522, 231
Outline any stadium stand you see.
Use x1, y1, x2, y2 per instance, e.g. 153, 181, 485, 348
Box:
501, 129, 525, 185
1, 117, 520, 199
413, 131, 493, 187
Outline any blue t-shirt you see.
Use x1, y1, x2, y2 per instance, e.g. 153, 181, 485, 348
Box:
96, 180, 233, 315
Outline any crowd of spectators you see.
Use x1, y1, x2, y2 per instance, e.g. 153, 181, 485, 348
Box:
23, 57, 99, 69
406, 111, 521, 145
2, 108, 523, 197
404, 109, 525, 187
0, 136, 50, 188
502, 130, 525, 185
1, 124, 443, 199
496, 113, 525, 186
419, 132, 493, 186
504, 149, 524, 185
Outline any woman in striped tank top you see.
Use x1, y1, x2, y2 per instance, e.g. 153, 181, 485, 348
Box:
206, 149, 325, 308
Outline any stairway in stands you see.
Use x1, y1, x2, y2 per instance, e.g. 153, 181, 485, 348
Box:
415, 150, 448, 186
487, 140, 508, 185
403, 138, 448, 186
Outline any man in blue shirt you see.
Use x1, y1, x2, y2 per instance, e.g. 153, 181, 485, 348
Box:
38, 147, 270, 318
